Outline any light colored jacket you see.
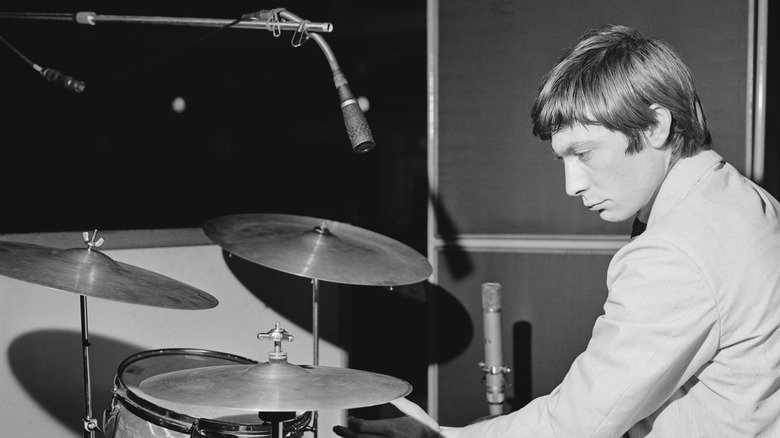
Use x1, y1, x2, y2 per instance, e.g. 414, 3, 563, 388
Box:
442, 150, 780, 437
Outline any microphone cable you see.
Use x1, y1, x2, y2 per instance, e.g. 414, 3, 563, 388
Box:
0, 14, 248, 94
0, 33, 85, 93
111, 15, 246, 82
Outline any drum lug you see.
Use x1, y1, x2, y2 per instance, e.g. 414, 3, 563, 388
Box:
83, 415, 100, 433
102, 400, 121, 437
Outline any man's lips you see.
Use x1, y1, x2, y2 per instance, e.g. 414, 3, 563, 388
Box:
585, 201, 604, 210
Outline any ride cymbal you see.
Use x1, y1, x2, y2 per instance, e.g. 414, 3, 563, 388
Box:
0, 240, 218, 310
140, 359, 412, 412
204, 213, 431, 286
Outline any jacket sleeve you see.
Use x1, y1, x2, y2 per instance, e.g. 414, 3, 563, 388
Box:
441, 238, 720, 438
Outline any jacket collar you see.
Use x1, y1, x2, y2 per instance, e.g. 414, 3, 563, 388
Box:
647, 149, 724, 226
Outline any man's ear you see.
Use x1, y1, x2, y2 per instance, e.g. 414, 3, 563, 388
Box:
645, 104, 672, 150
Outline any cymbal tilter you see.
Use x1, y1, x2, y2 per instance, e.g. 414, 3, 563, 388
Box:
258, 323, 294, 362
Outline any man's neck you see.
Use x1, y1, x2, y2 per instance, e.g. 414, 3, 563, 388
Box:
637, 153, 679, 223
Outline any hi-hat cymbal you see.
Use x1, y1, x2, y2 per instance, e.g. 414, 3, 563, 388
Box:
204, 213, 432, 286
0, 240, 218, 310
140, 359, 412, 412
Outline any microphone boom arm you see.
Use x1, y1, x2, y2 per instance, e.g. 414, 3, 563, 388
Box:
275, 9, 375, 153
0, 11, 334, 33
0, 8, 374, 152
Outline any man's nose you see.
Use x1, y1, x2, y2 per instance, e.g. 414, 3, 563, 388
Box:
564, 160, 588, 197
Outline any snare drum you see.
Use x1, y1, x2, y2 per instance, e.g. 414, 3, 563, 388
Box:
103, 349, 312, 438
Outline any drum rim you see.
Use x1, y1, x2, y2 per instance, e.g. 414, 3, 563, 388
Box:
114, 348, 261, 432
113, 388, 194, 433
115, 348, 258, 378
113, 394, 313, 436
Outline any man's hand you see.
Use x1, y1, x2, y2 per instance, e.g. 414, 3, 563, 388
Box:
333, 415, 441, 438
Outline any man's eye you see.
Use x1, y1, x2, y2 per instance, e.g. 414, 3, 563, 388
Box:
576, 151, 592, 160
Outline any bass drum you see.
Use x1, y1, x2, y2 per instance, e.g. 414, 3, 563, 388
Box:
103, 349, 312, 438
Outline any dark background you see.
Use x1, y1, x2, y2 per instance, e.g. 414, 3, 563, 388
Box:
0, 1, 428, 251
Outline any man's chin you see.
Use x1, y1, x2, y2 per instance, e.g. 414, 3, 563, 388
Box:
597, 209, 631, 223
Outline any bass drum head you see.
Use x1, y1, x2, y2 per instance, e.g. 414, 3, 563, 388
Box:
105, 348, 311, 437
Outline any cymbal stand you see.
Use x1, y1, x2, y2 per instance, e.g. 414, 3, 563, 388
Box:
312, 278, 320, 366
311, 278, 320, 438
258, 412, 296, 438
80, 295, 98, 437
257, 324, 316, 438
79, 230, 105, 438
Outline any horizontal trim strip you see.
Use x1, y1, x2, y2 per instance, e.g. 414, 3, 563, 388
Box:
0, 228, 212, 250
432, 234, 629, 255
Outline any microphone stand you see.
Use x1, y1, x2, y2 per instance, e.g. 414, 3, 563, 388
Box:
478, 283, 510, 417
0, 11, 333, 33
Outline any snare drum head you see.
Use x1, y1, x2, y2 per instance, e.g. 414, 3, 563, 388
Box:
119, 349, 269, 422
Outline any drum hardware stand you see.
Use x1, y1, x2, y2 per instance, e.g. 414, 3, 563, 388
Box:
263, 277, 324, 437
311, 277, 321, 366
311, 278, 321, 438
257, 322, 295, 361
79, 230, 105, 438
257, 323, 318, 438
307, 223, 333, 438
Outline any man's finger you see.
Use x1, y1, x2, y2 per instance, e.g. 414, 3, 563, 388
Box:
333, 424, 362, 438
333, 417, 385, 437
347, 416, 399, 434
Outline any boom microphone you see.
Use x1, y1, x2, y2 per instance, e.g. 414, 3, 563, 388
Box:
273, 7, 375, 154
333, 67, 374, 153
41, 68, 86, 94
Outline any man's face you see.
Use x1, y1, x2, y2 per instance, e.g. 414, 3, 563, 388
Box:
550, 123, 670, 223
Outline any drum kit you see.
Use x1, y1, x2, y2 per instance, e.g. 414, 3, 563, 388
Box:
0, 213, 432, 438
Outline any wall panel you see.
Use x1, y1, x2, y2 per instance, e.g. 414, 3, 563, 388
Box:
434, 250, 613, 426
437, 0, 751, 236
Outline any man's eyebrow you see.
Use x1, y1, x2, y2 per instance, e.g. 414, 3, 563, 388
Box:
552, 140, 594, 158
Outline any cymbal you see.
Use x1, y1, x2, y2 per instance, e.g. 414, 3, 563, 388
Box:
0, 240, 218, 310
140, 359, 413, 412
204, 213, 432, 286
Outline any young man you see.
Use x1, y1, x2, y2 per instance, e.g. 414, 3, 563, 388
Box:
334, 24, 780, 437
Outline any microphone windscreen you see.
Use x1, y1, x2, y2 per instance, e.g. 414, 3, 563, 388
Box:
341, 101, 375, 153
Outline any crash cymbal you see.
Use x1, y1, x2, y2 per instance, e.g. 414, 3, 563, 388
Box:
140, 359, 413, 412
0, 240, 218, 310
204, 213, 432, 286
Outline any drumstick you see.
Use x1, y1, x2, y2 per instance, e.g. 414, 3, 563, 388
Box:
390, 397, 441, 431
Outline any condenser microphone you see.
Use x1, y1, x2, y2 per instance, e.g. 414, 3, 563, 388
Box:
480, 282, 509, 417
41, 68, 86, 94
333, 68, 375, 153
